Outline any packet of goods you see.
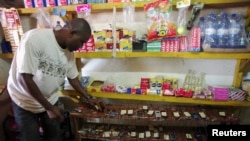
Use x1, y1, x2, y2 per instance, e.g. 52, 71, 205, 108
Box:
144, 0, 177, 41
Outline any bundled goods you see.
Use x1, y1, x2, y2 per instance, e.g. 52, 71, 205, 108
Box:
229, 87, 247, 101
208, 85, 229, 101
0, 8, 23, 53
144, 0, 177, 41
200, 12, 250, 52
23, 0, 68, 8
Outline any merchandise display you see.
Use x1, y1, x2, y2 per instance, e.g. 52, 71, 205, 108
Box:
71, 103, 239, 140
0, 7, 23, 53
83, 72, 248, 102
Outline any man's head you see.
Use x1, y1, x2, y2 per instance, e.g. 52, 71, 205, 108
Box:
63, 18, 91, 52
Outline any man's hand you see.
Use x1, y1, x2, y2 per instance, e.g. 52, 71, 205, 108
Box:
46, 106, 64, 122
82, 96, 105, 112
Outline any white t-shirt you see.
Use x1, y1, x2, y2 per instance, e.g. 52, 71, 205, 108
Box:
7, 28, 79, 113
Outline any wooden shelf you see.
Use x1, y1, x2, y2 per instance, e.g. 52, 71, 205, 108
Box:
18, 2, 149, 14
2, 52, 250, 59
74, 52, 250, 59
18, 0, 249, 14
60, 90, 250, 107
0, 53, 14, 59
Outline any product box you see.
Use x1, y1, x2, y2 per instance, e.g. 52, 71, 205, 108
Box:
94, 41, 107, 51
208, 85, 229, 101
87, 80, 104, 93
23, 0, 34, 8
147, 40, 161, 52
55, 0, 68, 6
106, 42, 120, 51
76, 35, 95, 52
188, 27, 201, 52
120, 38, 132, 52
242, 80, 250, 96
161, 37, 180, 52
44, 0, 56, 7
33, 0, 46, 7
179, 36, 188, 52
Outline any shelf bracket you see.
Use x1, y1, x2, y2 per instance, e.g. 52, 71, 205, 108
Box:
233, 59, 250, 88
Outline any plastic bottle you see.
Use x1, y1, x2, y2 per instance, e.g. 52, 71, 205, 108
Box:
217, 12, 230, 48
54, 21, 62, 31
197, 17, 205, 45
228, 13, 241, 48
204, 13, 218, 48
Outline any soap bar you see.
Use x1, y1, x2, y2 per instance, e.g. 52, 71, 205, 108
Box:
139, 132, 145, 138
186, 133, 192, 140
131, 131, 136, 137
219, 111, 226, 117
128, 109, 133, 115
143, 105, 148, 110
173, 112, 180, 118
120, 110, 126, 115
153, 132, 159, 138
161, 111, 167, 117
145, 131, 151, 138
184, 111, 191, 117
199, 112, 206, 118
147, 110, 154, 116
164, 134, 170, 140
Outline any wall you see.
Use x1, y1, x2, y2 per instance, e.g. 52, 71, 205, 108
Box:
81, 7, 247, 87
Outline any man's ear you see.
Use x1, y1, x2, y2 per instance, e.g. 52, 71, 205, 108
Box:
67, 30, 75, 38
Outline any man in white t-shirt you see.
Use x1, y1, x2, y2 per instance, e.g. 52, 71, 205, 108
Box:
7, 18, 100, 141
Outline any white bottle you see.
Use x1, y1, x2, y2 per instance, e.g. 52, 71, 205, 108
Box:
54, 21, 62, 31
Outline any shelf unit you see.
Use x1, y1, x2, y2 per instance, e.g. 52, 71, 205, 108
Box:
1, 51, 249, 88
73, 51, 250, 88
60, 90, 250, 107
0, 53, 14, 59
17, 0, 250, 14
1, 52, 249, 59
73, 52, 250, 59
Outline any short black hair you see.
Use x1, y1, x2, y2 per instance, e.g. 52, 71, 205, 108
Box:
69, 18, 91, 39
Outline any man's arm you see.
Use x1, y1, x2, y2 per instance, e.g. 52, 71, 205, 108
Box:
68, 77, 104, 111
67, 77, 92, 100
20, 73, 53, 110
20, 73, 64, 121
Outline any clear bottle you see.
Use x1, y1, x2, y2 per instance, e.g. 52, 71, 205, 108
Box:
228, 13, 241, 48
197, 17, 205, 45
54, 21, 62, 31
204, 13, 218, 48
217, 12, 230, 48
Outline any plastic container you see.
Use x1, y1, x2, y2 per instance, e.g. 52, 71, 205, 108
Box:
204, 13, 218, 48
198, 17, 205, 44
217, 13, 230, 48
54, 21, 62, 31
229, 13, 242, 48
242, 72, 250, 96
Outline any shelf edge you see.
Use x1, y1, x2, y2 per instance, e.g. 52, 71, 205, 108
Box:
59, 90, 250, 107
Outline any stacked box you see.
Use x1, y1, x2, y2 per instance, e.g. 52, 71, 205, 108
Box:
147, 40, 161, 52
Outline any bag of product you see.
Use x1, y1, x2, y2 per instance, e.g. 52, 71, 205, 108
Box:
144, 0, 177, 41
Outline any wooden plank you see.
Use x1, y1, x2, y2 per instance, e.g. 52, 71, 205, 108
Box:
18, 0, 250, 14
60, 90, 250, 107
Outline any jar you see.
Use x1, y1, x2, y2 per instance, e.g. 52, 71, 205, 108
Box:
242, 72, 250, 96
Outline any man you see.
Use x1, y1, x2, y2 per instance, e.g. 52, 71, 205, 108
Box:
7, 18, 100, 141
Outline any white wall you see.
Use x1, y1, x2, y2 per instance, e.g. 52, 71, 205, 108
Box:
80, 6, 247, 88
81, 58, 236, 87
